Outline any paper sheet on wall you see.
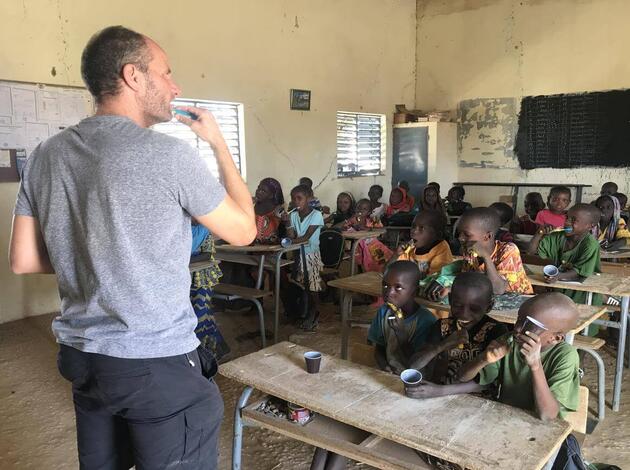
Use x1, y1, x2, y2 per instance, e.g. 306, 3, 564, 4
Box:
11, 88, 37, 122
37, 91, 61, 121
0, 116, 11, 125
0, 86, 11, 116
25, 122, 49, 156
0, 124, 26, 149
0, 149, 10, 168
60, 90, 92, 124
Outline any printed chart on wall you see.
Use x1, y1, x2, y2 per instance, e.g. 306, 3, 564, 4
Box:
0, 80, 94, 177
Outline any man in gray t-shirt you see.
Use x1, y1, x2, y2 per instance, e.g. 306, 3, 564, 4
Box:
9, 26, 255, 469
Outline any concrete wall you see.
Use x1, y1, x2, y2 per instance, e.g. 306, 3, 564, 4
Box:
0, 0, 417, 323
416, 0, 630, 208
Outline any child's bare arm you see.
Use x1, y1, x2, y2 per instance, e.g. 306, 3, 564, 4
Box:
291, 225, 319, 244
480, 255, 508, 295
520, 332, 561, 420
409, 329, 469, 370
458, 340, 509, 382
557, 268, 581, 282
406, 381, 486, 399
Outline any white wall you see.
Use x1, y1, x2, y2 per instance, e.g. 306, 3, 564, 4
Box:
0, 0, 417, 323
416, 0, 630, 209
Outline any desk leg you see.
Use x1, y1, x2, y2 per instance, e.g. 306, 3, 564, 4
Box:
350, 240, 359, 276
274, 254, 282, 344
233, 386, 254, 470
340, 289, 351, 359
576, 186, 584, 204
512, 185, 520, 213
255, 255, 266, 290
613, 296, 629, 411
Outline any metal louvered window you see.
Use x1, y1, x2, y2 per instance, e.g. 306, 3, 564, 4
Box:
336, 111, 386, 177
153, 98, 245, 179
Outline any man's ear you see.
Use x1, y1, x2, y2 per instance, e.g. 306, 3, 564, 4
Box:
121, 63, 144, 92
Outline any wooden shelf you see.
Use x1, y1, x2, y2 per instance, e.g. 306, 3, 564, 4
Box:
242, 398, 431, 470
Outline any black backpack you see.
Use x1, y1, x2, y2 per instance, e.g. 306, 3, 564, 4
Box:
319, 229, 345, 268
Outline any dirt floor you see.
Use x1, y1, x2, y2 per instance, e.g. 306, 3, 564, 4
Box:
1, 299, 629, 469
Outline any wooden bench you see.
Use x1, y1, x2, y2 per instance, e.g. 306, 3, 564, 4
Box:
572, 336, 606, 422
564, 386, 589, 435
211, 284, 272, 348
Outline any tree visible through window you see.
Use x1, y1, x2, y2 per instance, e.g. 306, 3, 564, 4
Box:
337, 111, 386, 177
153, 98, 245, 179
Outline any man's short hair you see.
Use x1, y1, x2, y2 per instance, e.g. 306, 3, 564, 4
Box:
489, 202, 514, 225
81, 26, 152, 104
459, 207, 500, 233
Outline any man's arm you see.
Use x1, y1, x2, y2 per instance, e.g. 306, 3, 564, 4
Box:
178, 107, 256, 246
9, 215, 54, 274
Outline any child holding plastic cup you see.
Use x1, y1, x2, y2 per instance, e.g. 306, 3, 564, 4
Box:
529, 203, 602, 305
407, 272, 508, 394
368, 261, 437, 374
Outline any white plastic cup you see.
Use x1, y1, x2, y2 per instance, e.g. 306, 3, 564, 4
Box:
543, 265, 559, 278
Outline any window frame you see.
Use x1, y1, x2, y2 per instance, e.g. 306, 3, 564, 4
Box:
336, 110, 387, 178
153, 97, 246, 180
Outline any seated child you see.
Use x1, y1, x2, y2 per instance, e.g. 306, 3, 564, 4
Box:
419, 184, 448, 220
594, 194, 630, 250
397, 180, 416, 208
368, 261, 437, 374
348, 199, 391, 272
385, 186, 414, 216
254, 177, 285, 244
409, 272, 508, 392
529, 203, 601, 305
614, 192, 629, 223
388, 210, 453, 277
510, 192, 545, 235
283, 184, 325, 329
535, 186, 572, 229
446, 185, 472, 216
368, 184, 387, 219
489, 202, 514, 243
459, 292, 580, 423
325, 191, 355, 227
427, 208, 533, 301
600, 181, 618, 196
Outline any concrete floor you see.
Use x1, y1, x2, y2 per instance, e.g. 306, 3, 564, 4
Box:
1, 302, 629, 469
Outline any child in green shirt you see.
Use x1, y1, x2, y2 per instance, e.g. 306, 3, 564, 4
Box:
459, 292, 580, 421
528, 203, 602, 305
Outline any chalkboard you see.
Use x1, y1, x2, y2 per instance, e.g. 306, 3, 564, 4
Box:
515, 89, 630, 169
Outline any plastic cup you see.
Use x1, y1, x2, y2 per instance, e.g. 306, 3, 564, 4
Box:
543, 264, 559, 279
400, 369, 423, 397
522, 315, 548, 336
304, 351, 322, 374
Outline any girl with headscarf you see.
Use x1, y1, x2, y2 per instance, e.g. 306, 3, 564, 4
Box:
326, 191, 356, 226
594, 194, 630, 250
385, 186, 414, 216
254, 177, 285, 244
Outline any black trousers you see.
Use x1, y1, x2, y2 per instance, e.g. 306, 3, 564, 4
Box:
57, 345, 224, 470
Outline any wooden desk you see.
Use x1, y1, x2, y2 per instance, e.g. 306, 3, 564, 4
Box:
327, 272, 606, 359
215, 242, 306, 344
525, 264, 630, 411
223, 342, 570, 470
600, 249, 630, 260
384, 226, 411, 247
342, 229, 386, 275
454, 182, 591, 210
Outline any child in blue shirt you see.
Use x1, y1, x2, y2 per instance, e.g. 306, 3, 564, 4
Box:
368, 260, 437, 374
283, 184, 325, 330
